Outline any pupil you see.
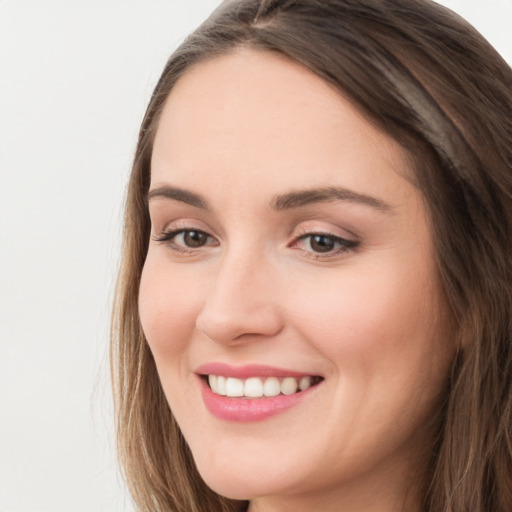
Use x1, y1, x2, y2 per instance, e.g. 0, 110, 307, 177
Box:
184, 231, 207, 247
310, 234, 335, 253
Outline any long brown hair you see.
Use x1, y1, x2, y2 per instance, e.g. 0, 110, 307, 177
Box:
111, 1, 512, 510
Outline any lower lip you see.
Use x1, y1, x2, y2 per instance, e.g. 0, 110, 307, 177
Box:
199, 378, 318, 422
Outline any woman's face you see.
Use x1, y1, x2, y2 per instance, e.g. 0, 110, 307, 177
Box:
140, 50, 455, 509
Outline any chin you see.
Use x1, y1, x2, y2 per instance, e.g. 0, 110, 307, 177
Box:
194, 456, 297, 501
198, 472, 265, 501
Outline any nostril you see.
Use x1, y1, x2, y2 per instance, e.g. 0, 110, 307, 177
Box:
196, 303, 284, 346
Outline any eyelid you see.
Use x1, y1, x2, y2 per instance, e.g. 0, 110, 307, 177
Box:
153, 228, 219, 255
292, 222, 358, 241
151, 219, 359, 259
152, 218, 219, 251
290, 233, 358, 259
288, 223, 360, 259
153, 217, 213, 237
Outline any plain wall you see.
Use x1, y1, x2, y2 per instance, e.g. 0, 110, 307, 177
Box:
0, 1, 510, 511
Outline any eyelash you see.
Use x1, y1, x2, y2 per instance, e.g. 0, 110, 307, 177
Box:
291, 232, 359, 259
153, 228, 218, 254
153, 228, 359, 259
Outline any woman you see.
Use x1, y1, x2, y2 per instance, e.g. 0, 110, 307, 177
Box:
111, 1, 512, 511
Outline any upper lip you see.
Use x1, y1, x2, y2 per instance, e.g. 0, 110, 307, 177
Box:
195, 362, 322, 379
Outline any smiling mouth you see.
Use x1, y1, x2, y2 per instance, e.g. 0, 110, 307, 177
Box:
204, 375, 324, 398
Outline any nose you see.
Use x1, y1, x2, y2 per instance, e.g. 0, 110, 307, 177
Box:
195, 252, 284, 346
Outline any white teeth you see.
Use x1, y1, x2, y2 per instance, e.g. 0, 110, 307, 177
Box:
244, 377, 263, 397
208, 375, 318, 398
299, 376, 311, 391
281, 377, 298, 395
217, 375, 227, 396
263, 377, 280, 397
225, 377, 244, 397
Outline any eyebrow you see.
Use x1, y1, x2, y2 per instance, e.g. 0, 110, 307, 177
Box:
270, 187, 394, 212
147, 185, 394, 213
147, 185, 210, 210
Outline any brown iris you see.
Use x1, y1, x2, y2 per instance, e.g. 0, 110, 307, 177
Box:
183, 230, 208, 248
309, 234, 336, 253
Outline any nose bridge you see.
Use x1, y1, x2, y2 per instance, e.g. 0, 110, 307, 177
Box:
196, 244, 283, 344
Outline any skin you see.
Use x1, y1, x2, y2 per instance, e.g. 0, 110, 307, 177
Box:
139, 49, 456, 512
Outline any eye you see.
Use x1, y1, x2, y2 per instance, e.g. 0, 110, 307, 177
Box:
291, 232, 358, 258
153, 228, 218, 252
307, 234, 339, 253
178, 230, 209, 248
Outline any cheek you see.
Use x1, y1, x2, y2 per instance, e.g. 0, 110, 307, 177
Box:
284, 258, 454, 464
138, 256, 201, 359
138, 257, 208, 421
287, 258, 451, 385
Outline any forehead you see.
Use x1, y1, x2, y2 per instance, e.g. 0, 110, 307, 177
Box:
151, 49, 414, 207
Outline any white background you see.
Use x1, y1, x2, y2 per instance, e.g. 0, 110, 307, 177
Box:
0, 1, 510, 511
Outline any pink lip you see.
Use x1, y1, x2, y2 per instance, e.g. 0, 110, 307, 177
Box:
199, 379, 318, 422
195, 363, 323, 423
195, 362, 316, 379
